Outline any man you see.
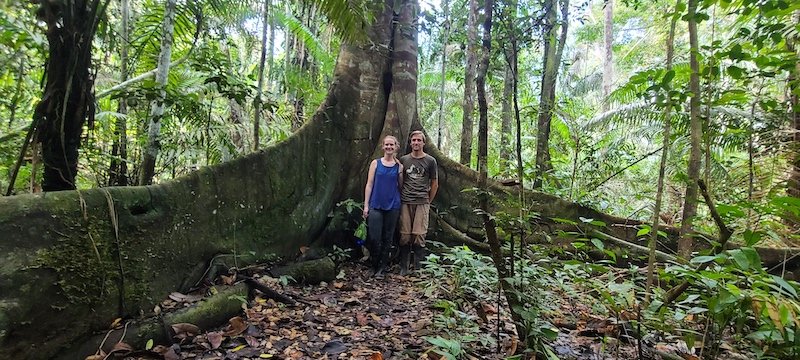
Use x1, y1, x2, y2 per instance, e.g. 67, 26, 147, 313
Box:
399, 130, 438, 275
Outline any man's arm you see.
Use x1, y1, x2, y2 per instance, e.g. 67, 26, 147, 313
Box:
428, 177, 439, 204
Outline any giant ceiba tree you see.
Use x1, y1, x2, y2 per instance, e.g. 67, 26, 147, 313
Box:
2, 0, 799, 358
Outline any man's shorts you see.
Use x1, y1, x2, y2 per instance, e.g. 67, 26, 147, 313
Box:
400, 203, 430, 245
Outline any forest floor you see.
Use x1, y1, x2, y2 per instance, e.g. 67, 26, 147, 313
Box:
125, 262, 726, 360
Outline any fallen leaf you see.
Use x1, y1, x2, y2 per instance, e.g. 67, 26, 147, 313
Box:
505, 337, 518, 356
356, 313, 368, 326
300, 246, 309, 254
84, 355, 103, 360
207, 331, 223, 349
169, 292, 188, 302
221, 274, 236, 285
110, 342, 133, 354
224, 316, 248, 337
231, 344, 246, 352
246, 335, 260, 347
321, 339, 348, 355
481, 302, 497, 315
110, 317, 123, 328
333, 281, 345, 289
371, 352, 383, 360
171, 323, 201, 337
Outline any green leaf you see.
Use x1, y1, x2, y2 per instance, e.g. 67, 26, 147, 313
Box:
637, 227, 651, 237
726, 65, 744, 79
146, 339, 154, 350
591, 238, 605, 251
690, 255, 717, 264
770, 275, 798, 299
661, 70, 676, 88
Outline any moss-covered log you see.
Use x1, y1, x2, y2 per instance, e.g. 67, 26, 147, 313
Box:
63, 283, 249, 359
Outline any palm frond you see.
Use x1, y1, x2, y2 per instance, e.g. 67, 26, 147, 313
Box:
272, 9, 334, 70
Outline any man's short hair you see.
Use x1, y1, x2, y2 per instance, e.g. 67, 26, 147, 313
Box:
410, 130, 425, 142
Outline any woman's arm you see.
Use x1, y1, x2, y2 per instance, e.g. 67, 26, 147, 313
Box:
363, 160, 377, 218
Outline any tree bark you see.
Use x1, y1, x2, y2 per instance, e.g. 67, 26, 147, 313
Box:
533, 0, 569, 189
475, 0, 527, 345
437, 0, 450, 149
37, 0, 110, 191
602, 0, 613, 112
459, 0, 478, 166
254, 0, 270, 151
139, 0, 178, 185
679, 0, 703, 258
787, 11, 799, 211
500, 66, 513, 174
109, 0, 130, 187
645, 0, 680, 305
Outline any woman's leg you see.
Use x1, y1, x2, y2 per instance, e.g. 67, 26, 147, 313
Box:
367, 210, 385, 273
381, 209, 400, 272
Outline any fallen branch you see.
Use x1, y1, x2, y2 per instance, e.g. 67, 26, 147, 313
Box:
243, 277, 297, 306
590, 230, 678, 263
588, 146, 663, 191
95, 56, 189, 99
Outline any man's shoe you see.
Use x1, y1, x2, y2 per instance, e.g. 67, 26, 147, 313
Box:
412, 244, 425, 271
399, 245, 410, 275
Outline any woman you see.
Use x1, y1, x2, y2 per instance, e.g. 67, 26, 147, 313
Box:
363, 135, 403, 278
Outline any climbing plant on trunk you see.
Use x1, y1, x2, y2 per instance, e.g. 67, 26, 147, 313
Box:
678, 0, 703, 257
139, 0, 178, 185
35, 0, 111, 191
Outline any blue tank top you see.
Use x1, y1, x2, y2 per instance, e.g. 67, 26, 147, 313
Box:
369, 159, 401, 210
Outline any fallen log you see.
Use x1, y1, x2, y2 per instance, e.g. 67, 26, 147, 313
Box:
64, 283, 249, 359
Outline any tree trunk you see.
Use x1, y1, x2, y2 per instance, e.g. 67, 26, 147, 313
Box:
533, 0, 569, 189
645, 0, 680, 305
602, 0, 613, 112
500, 66, 513, 174
109, 0, 130, 187
254, 0, 270, 151
37, 0, 110, 191
139, 0, 178, 185
678, 0, 703, 258
437, 0, 450, 148
459, 0, 478, 166
267, 0, 276, 88
787, 11, 799, 211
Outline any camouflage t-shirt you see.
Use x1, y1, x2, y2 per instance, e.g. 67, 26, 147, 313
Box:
400, 154, 438, 204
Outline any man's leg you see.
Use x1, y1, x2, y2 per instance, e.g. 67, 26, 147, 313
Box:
410, 203, 430, 271
399, 204, 414, 275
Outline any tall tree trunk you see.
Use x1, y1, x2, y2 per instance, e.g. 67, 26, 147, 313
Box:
476, 0, 527, 344
459, 0, 478, 166
788, 11, 799, 203
139, 0, 177, 185
437, 0, 450, 148
37, 0, 110, 191
678, 0, 703, 257
500, 66, 513, 174
645, 0, 680, 305
533, 0, 569, 189
381, 0, 417, 144
267, 0, 276, 88
602, 0, 613, 112
109, 0, 130, 186
254, 0, 270, 151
